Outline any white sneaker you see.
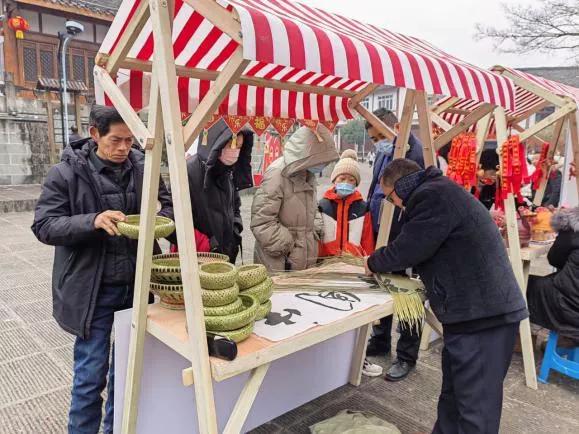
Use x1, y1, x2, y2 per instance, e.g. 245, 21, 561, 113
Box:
362, 358, 383, 377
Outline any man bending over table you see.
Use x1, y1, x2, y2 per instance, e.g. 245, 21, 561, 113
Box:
365, 159, 527, 434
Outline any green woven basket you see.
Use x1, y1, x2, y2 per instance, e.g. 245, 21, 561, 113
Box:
237, 264, 268, 290
204, 294, 258, 332
241, 277, 273, 304
199, 261, 238, 290
203, 298, 244, 316
151, 253, 231, 284
117, 215, 175, 240
207, 321, 254, 343
255, 299, 272, 321
202, 284, 239, 307
150, 282, 185, 310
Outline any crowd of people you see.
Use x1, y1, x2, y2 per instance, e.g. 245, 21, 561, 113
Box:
31, 104, 579, 434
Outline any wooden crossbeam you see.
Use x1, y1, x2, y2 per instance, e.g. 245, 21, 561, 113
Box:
569, 113, 579, 195
103, 0, 150, 75
184, 0, 242, 44
93, 66, 154, 148
496, 67, 569, 108
415, 91, 436, 167
519, 103, 575, 142
433, 104, 494, 150
353, 104, 396, 142
113, 57, 357, 99
511, 124, 544, 148
511, 100, 551, 124
533, 117, 566, 206
349, 83, 379, 108
431, 113, 451, 131
431, 96, 459, 115
182, 47, 249, 148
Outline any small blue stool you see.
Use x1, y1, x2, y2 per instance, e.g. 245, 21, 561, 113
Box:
538, 331, 579, 384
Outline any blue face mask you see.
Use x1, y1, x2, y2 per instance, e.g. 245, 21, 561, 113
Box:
375, 139, 394, 155
335, 182, 356, 198
307, 164, 326, 174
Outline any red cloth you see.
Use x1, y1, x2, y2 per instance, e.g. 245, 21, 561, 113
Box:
170, 229, 211, 253
318, 187, 375, 258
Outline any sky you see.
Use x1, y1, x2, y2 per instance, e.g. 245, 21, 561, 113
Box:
299, 0, 572, 69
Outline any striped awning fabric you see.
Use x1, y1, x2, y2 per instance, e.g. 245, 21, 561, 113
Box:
437, 66, 579, 132
96, 0, 516, 121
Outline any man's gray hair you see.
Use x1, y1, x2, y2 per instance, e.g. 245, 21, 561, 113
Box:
380, 159, 422, 187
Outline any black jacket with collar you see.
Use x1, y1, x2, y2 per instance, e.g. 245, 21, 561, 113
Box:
31, 139, 174, 338
368, 166, 527, 325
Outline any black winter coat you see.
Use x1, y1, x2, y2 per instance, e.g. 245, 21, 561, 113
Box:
368, 166, 527, 325
186, 119, 254, 263
527, 208, 579, 340
31, 139, 174, 338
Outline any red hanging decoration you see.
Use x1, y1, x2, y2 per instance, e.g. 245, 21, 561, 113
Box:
270, 118, 295, 139
222, 115, 249, 134
446, 133, 478, 191
8, 16, 29, 40
248, 116, 271, 137
530, 142, 550, 189
494, 135, 530, 210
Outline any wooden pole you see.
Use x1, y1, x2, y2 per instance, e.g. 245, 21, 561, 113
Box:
415, 91, 436, 167
519, 103, 575, 142
353, 104, 396, 142
533, 117, 566, 206
569, 112, 579, 196
121, 68, 164, 434
433, 104, 494, 150
149, 0, 220, 431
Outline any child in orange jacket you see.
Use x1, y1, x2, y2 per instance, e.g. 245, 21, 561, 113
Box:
318, 150, 374, 258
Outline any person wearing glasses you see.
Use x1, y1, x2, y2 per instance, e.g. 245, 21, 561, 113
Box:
363, 108, 425, 381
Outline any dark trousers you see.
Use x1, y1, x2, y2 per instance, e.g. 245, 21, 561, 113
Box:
68, 284, 132, 434
432, 322, 519, 434
370, 315, 421, 365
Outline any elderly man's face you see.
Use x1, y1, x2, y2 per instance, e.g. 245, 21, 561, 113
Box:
381, 183, 404, 209
91, 123, 133, 164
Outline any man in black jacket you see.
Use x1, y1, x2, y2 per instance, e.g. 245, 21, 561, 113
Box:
366, 159, 528, 434
365, 108, 425, 381
32, 106, 174, 434
185, 119, 253, 263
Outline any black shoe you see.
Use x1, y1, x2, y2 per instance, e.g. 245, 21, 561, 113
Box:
366, 341, 391, 357
384, 359, 414, 382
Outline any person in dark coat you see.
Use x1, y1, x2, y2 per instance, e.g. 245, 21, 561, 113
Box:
527, 207, 579, 342
69, 125, 83, 143
185, 119, 253, 263
365, 159, 528, 434
364, 107, 425, 381
31, 105, 174, 434
476, 148, 500, 210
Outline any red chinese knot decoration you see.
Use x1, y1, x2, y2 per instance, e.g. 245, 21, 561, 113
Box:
446, 133, 478, 190
495, 135, 530, 210
530, 142, 550, 189
248, 116, 271, 137
8, 16, 29, 40
270, 118, 295, 139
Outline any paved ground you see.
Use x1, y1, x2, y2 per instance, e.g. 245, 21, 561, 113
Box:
0, 165, 578, 433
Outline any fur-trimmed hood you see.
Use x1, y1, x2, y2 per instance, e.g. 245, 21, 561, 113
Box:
551, 207, 579, 232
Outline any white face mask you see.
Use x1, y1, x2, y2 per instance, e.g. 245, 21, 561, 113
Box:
219, 147, 241, 166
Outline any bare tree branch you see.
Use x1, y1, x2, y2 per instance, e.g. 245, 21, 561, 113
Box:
475, 0, 579, 61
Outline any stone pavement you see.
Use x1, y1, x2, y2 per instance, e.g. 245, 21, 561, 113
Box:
0, 167, 578, 433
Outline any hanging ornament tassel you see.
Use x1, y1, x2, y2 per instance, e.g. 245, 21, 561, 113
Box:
201, 129, 208, 146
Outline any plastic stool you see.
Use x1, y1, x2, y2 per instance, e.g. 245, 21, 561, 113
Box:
538, 331, 579, 384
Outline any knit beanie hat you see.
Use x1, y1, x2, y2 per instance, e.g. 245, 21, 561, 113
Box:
331, 151, 361, 186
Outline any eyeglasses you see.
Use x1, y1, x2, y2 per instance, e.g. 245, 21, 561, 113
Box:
385, 191, 395, 204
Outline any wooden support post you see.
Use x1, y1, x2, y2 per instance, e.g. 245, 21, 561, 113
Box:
519, 103, 575, 142
149, 0, 222, 431
375, 89, 416, 248
569, 113, 579, 196
433, 104, 495, 150
415, 91, 436, 167
223, 364, 270, 434
353, 104, 396, 142
431, 96, 459, 115
533, 117, 566, 206
474, 113, 492, 166
121, 70, 164, 434
495, 106, 538, 390
431, 113, 452, 131
349, 323, 372, 386
184, 0, 243, 44
497, 67, 569, 108
45, 93, 57, 164
182, 47, 249, 148
94, 66, 154, 149
349, 83, 379, 107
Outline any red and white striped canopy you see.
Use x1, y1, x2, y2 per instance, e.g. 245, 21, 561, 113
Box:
96, 0, 516, 120
437, 66, 579, 131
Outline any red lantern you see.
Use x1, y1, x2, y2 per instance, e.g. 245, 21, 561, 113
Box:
8, 16, 30, 40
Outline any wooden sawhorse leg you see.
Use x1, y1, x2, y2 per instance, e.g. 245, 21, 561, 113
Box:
349, 323, 372, 386
519, 260, 538, 389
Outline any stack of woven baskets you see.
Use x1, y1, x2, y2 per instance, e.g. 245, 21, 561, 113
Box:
200, 261, 258, 343
237, 264, 273, 321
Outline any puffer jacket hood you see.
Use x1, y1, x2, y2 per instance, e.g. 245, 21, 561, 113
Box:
196, 119, 254, 191
281, 125, 339, 177
551, 207, 579, 232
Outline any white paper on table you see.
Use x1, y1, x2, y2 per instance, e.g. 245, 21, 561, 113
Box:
253, 291, 391, 342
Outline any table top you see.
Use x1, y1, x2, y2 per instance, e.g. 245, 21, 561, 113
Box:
145, 297, 394, 382
518, 242, 553, 261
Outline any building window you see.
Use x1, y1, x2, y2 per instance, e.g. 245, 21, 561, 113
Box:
377, 94, 393, 110
361, 97, 370, 109
23, 45, 38, 82
72, 53, 86, 82
40, 48, 55, 79
87, 56, 95, 88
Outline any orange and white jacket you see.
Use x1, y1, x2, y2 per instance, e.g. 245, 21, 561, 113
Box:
318, 187, 375, 258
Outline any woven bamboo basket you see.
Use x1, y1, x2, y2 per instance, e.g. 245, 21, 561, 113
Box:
203, 298, 244, 316
117, 215, 175, 240
202, 284, 239, 307
207, 321, 254, 343
255, 299, 272, 321
204, 294, 258, 332
150, 282, 185, 310
151, 252, 230, 283
241, 277, 273, 304
237, 264, 268, 290
199, 261, 238, 290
